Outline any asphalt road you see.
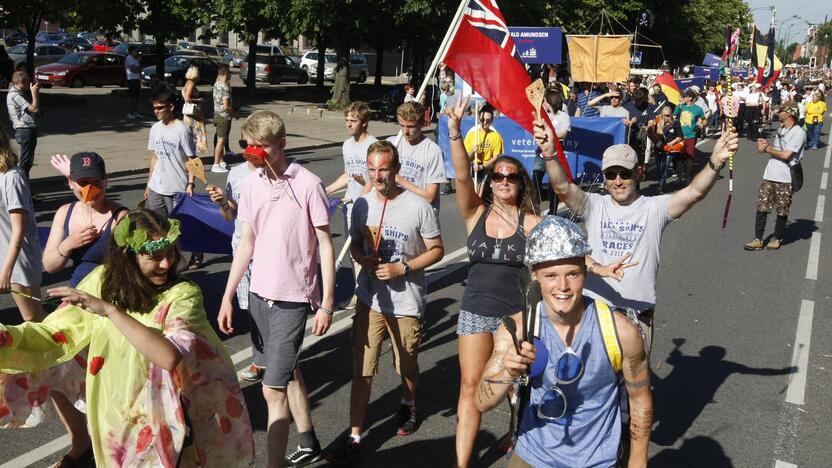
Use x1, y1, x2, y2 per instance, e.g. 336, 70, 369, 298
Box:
1, 116, 831, 467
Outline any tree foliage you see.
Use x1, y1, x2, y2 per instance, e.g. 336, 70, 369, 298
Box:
0, 0, 72, 75
814, 22, 832, 51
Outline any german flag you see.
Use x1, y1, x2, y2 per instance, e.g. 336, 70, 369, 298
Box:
654, 71, 681, 105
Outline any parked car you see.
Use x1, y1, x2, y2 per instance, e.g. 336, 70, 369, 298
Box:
240, 55, 308, 85
171, 49, 208, 58
34, 52, 125, 88
280, 46, 302, 65
254, 44, 284, 56
189, 45, 223, 64
0, 46, 14, 88
302, 51, 367, 83
3, 32, 27, 47
220, 48, 246, 68
112, 42, 177, 67
8, 43, 69, 71
141, 55, 218, 87
58, 37, 93, 52
35, 32, 64, 45
92, 40, 120, 52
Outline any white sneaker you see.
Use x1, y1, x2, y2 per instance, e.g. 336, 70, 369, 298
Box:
219, 161, 227, 168
211, 164, 229, 173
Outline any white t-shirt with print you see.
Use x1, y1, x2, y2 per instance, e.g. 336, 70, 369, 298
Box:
763, 125, 806, 183
387, 135, 446, 211
147, 120, 196, 196
342, 135, 378, 203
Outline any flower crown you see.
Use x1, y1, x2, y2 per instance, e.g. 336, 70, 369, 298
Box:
113, 215, 181, 254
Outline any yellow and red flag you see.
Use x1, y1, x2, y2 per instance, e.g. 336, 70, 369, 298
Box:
654, 71, 681, 105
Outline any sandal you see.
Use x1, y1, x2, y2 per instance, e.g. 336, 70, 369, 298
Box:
54, 446, 95, 468
186, 253, 204, 271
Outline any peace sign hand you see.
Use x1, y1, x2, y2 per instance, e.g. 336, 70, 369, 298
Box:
594, 253, 639, 282
448, 95, 471, 132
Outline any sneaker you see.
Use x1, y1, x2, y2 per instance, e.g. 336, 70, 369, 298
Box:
345, 295, 358, 310
237, 364, 264, 382
285, 441, 322, 467
220, 161, 227, 168
396, 405, 422, 436
765, 238, 781, 250
743, 239, 764, 251
126, 112, 138, 120
211, 164, 229, 173
327, 438, 362, 465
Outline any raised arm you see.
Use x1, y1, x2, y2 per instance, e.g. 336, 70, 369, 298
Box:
667, 129, 738, 219
588, 91, 616, 108
535, 113, 587, 214
447, 95, 484, 220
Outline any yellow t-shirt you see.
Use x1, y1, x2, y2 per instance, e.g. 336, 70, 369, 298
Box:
805, 101, 827, 124
464, 127, 504, 164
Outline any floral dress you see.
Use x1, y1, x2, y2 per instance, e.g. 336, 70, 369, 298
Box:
0, 267, 254, 467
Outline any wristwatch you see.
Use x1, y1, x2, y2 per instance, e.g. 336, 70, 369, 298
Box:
402, 263, 412, 275
708, 159, 726, 173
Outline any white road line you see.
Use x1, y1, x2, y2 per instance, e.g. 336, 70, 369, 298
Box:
824, 143, 831, 169
786, 300, 815, 406
775, 460, 798, 468
805, 232, 821, 281
815, 195, 826, 223
821, 172, 828, 192
0, 435, 70, 468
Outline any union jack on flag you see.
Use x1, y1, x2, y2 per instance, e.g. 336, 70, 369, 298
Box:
463, 0, 522, 62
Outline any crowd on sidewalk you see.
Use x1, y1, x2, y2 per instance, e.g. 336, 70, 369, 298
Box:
0, 50, 830, 468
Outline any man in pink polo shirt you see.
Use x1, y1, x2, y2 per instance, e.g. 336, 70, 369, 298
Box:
218, 110, 336, 467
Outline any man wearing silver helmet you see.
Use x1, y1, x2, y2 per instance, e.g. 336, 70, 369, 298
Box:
535, 114, 739, 356
476, 216, 652, 468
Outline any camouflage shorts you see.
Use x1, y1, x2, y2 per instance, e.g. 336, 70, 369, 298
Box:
756, 180, 793, 217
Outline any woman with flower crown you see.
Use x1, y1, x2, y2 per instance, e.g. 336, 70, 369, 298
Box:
0, 209, 254, 467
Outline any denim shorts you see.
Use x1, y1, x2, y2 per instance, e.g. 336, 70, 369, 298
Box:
456, 309, 502, 335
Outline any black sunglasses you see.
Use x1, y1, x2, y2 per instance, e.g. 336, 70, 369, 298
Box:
239, 139, 248, 150
492, 172, 520, 183
603, 168, 634, 180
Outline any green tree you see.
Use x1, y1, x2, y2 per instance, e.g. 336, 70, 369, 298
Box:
814, 21, 832, 50
786, 42, 798, 62
0, 0, 72, 76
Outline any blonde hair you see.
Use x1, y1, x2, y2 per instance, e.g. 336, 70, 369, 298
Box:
242, 111, 286, 143
0, 129, 19, 173
397, 101, 424, 122
344, 101, 371, 124
11, 71, 28, 86
185, 65, 200, 81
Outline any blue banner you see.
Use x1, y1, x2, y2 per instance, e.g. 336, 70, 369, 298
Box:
675, 77, 707, 90
438, 115, 625, 181
171, 193, 235, 254
693, 66, 719, 82
508, 27, 563, 64
703, 53, 722, 67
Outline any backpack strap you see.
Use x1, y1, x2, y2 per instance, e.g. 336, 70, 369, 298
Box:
595, 300, 623, 374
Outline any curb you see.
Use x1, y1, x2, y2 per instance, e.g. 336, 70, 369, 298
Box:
29, 129, 434, 191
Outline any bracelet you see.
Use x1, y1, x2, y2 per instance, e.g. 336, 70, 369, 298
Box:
708, 159, 726, 172
588, 262, 597, 275
56, 245, 70, 259
538, 152, 558, 161
484, 379, 517, 385
319, 306, 333, 316
187, 182, 195, 187
449, 132, 461, 141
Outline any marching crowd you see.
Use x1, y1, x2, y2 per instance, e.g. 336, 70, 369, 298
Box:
0, 55, 829, 468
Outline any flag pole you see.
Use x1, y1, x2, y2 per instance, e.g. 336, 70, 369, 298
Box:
474, 100, 480, 192
392, 0, 469, 147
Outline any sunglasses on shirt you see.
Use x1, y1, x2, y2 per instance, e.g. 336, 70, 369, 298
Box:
536, 347, 585, 421
603, 168, 635, 180
491, 172, 521, 183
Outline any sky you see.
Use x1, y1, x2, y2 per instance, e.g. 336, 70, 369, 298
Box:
747, 0, 831, 45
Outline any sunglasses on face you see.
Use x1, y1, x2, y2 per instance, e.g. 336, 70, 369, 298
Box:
604, 168, 634, 180
536, 347, 584, 421
152, 104, 169, 110
491, 172, 520, 183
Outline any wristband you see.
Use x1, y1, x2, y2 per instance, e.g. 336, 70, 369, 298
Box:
56, 245, 71, 259
538, 152, 558, 161
319, 306, 333, 316
449, 132, 461, 141
708, 159, 726, 172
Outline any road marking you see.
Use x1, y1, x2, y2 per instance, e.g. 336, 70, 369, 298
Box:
0, 435, 70, 468
805, 233, 821, 281
815, 195, 825, 223
786, 300, 815, 405
821, 172, 828, 192
775, 460, 798, 468
824, 143, 831, 169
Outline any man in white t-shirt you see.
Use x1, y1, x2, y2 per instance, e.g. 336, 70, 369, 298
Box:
125, 46, 142, 120
326, 101, 377, 309
387, 101, 446, 212
536, 117, 739, 355
744, 102, 806, 251
588, 90, 633, 122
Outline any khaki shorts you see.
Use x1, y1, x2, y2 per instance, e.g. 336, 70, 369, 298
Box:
757, 179, 793, 217
352, 301, 422, 379
214, 115, 231, 139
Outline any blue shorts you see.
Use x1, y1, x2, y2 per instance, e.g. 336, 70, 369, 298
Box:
456, 309, 502, 336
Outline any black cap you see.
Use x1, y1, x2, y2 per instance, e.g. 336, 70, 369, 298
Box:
70, 152, 106, 181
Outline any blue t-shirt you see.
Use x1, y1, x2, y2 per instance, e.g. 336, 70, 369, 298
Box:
576, 90, 602, 117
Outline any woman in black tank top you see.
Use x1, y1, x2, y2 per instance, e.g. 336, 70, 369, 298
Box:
447, 97, 542, 466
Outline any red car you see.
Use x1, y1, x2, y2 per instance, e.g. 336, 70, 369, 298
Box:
35, 52, 126, 88
92, 40, 120, 52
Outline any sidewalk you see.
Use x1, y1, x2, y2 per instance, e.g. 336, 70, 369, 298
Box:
10, 79, 424, 186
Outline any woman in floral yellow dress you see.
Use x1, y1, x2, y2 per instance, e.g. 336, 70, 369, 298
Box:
0, 209, 254, 467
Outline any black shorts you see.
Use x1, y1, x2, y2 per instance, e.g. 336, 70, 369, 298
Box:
127, 79, 140, 98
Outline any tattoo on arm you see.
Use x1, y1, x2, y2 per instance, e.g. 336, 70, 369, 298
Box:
476, 380, 496, 406
625, 379, 650, 389
629, 407, 653, 442
628, 351, 649, 375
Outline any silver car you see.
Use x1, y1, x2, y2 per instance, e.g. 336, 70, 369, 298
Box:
302, 51, 368, 83
8, 43, 68, 71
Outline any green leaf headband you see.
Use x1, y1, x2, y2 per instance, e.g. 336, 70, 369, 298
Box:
113, 215, 181, 255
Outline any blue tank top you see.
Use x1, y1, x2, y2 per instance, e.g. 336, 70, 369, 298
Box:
460, 207, 527, 317
63, 203, 124, 287
516, 299, 621, 467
